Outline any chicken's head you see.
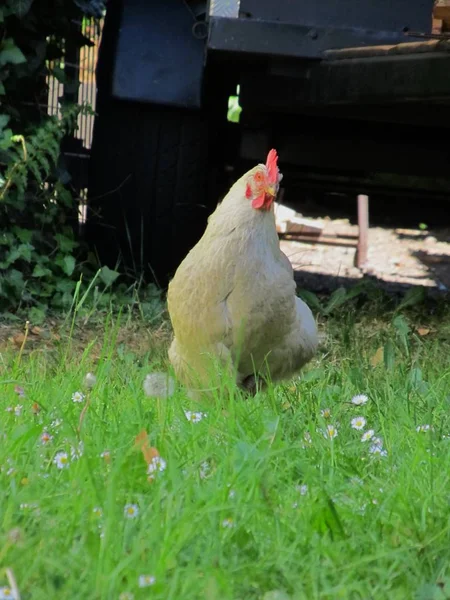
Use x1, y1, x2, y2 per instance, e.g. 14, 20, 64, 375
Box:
245, 149, 282, 211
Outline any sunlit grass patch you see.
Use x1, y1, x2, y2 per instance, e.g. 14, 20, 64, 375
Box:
0, 302, 450, 599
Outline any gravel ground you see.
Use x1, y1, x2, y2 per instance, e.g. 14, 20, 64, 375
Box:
276, 206, 450, 295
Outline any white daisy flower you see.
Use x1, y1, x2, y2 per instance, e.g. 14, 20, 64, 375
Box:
138, 575, 156, 588
371, 437, 383, 447
349, 476, 364, 486
221, 517, 235, 528
70, 441, 84, 461
54, 451, 69, 469
147, 456, 167, 476
416, 424, 431, 432
301, 432, 312, 448
361, 430, 374, 442
320, 408, 331, 418
296, 484, 308, 496
41, 431, 53, 444
199, 461, 210, 479
356, 503, 367, 515
184, 410, 207, 423
323, 424, 338, 439
92, 507, 103, 517
351, 416, 366, 430
351, 394, 368, 406
124, 503, 139, 519
0, 586, 14, 599
369, 444, 387, 456
14, 404, 23, 417
5, 407, 13, 413
72, 391, 85, 403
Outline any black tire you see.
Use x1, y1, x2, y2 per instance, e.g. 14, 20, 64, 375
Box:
85, 100, 216, 287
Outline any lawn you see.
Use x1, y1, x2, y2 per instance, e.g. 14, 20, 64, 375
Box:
1, 299, 450, 600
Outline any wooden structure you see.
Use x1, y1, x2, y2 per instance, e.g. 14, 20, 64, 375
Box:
433, 0, 450, 32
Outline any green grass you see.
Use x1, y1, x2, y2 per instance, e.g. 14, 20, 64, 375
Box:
1, 301, 450, 600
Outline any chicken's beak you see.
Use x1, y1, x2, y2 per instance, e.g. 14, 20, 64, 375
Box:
266, 184, 277, 198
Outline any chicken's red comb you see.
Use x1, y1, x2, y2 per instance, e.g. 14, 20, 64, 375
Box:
266, 148, 279, 183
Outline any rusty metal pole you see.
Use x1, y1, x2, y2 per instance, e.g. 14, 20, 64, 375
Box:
356, 194, 369, 269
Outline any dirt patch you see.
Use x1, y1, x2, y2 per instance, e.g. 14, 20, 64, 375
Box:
276, 204, 450, 295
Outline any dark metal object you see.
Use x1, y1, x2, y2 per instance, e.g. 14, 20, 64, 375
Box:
238, 50, 450, 112
111, 0, 206, 108
208, 17, 411, 59
406, 31, 450, 39
240, 0, 433, 35
241, 119, 450, 179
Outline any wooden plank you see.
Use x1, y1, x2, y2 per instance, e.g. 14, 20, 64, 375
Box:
432, 17, 444, 33
433, 5, 450, 20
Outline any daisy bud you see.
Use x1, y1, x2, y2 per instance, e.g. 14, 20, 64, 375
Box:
143, 373, 175, 398
84, 372, 97, 389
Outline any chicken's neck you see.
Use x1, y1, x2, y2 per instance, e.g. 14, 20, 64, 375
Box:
208, 176, 279, 253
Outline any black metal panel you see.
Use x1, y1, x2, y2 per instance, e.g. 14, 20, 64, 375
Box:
208, 17, 410, 59
238, 52, 450, 110
240, 0, 433, 36
240, 117, 450, 178
111, 0, 205, 108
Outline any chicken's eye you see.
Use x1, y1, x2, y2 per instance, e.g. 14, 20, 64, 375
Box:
254, 172, 264, 183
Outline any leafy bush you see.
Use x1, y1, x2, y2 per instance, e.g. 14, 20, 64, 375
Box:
0, 105, 89, 320
0, 0, 109, 320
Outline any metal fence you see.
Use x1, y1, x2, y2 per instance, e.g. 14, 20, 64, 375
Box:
47, 16, 104, 224
47, 16, 103, 149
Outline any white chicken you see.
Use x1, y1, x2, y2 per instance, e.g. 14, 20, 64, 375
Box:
167, 149, 318, 397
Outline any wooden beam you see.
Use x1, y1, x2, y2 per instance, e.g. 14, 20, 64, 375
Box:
356, 194, 369, 269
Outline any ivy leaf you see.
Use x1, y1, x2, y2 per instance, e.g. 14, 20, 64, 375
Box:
0, 128, 13, 150
0, 39, 27, 67
5, 244, 33, 265
5, 269, 24, 291
0, 114, 10, 132
62, 255, 76, 276
99, 265, 120, 287
54, 233, 77, 252
32, 264, 52, 278
11, 0, 34, 18
28, 306, 47, 325
56, 279, 76, 294
13, 227, 33, 244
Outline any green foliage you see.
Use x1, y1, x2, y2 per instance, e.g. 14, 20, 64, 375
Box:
227, 86, 242, 123
0, 0, 106, 317
0, 305, 450, 597
0, 106, 90, 315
